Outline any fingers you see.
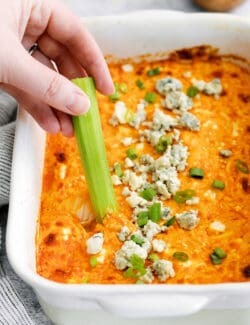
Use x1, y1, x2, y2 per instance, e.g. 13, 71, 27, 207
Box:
38, 33, 86, 80
46, 0, 114, 95
54, 110, 74, 137
32, 49, 74, 137
1, 49, 74, 137
2, 83, 60, 134
4, 40, 90, 116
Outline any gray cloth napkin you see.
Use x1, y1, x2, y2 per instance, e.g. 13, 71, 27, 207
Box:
0, 89, 53, 324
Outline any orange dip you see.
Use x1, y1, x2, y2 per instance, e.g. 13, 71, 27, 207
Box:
36, 47, 250, 284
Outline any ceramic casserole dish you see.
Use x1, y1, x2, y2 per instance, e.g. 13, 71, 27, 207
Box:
6, 10, 250, 322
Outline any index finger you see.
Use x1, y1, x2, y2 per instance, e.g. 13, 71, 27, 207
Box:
46, 0, 114, 95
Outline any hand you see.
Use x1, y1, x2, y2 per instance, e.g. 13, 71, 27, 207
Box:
0, 0, 114, 136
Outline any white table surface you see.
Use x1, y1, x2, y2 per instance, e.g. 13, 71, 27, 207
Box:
53, 1, 250, 324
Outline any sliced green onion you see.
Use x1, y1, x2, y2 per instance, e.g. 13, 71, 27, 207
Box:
72, 78, 117, 223
130, 254, 146, 275
108, 91, 120, 102
148, 202, 161, 222
89, 256, 98, 268
126, 148, 138, 160
155, 135, 171, 153
189, 167, 204, 179
123, 254, 146, 279
140, 187, 156, 201
114, 162, 123, 177
173, 251, 189, 262
123, 267, 139, 279
136, 79, 145, 89
137, 211, 149, 227
144, 92, 157, 103
147, 67, 161, 76
210, 253, 222, 265
236, 159, 249, 174
187, 86, 199, 98
212, 180, 225, 190
131, 234, 144, 246
118, 82, 128, 93
148, 253, 160, 262
135, 280, 144, 284
213, 247, 227, 259
164, 216, 175, 227
210, 247, 227, 265
173, 189, 195, 204
108, 82, 128, 101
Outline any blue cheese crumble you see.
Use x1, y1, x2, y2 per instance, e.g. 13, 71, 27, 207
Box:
152, 259, 175, 281
139, 267, 154, 283
192, 78, 223, 96
86, 233, 104, 255
156, 77, 182, 95
117, 226, 131, 241
114, 240, 148, 270
175, 210, 200, 230
152, 239, 167, 252
177, 112, 200, 131
152, 108, 178, 131
164, 91, 193, 114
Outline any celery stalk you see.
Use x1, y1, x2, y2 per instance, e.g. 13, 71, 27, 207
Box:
71, 77, 117, 223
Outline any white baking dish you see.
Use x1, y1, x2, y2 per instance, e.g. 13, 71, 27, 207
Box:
6, 10, 250, 323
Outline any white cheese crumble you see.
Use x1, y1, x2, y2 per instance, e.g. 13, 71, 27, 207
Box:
139, 129, 165, 146
219, 149, 232, 158
111, 175, 122, 185
124, 157, 134, 168
154, 155, 171, 170
152, 239, 167, 253
86, 233, 104, 255
96, 249, 106, 264
204, 189, 216, 200
210, 221, 225, 232
123, 170, 146, 191
59, 164, 67, 180
177, 112, 200, 131
129, 100, 147, 129
164, 91, 193, 114
153, 166, 180, 196
122, 186, 131, 197
117, 226, 131, 241
192, 78, 223, 96
152, 108, 178, 131
175, 210, 200, 230
152, 259, 175, 281
114, 240, 148, 270
122, 63, 134, 72
156, 77, 182, 95
126, 191, 148, 208
155, 180, 171, 199
170, 144, 189, 171
139, 267, 154, 283
109, 101, 128, 126
183, 71, 192, 78
121, 137, 133, 146
143, 220, 161, 240
186, 196, 200, 205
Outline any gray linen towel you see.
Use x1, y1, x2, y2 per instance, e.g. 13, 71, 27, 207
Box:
0, 89, 53, 324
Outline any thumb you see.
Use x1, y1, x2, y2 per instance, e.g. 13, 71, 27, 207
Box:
4, 42, 90, 115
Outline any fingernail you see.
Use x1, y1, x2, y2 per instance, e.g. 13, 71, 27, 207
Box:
67, 92, 90, 115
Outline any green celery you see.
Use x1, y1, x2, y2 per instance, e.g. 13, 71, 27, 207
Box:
72, 77, 117, 223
